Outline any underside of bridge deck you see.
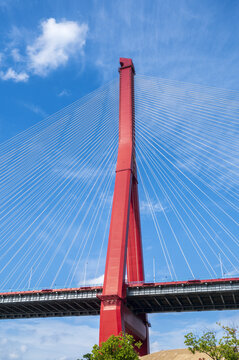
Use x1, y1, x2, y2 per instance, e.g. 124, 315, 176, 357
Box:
0, 278, 238, 320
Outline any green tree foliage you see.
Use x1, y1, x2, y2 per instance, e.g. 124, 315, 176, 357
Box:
79, 333, 141, 360
184, 323, 239, 360
77, 354, 92, 360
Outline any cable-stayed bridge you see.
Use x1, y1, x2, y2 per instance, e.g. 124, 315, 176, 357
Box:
0, 58, 238, 355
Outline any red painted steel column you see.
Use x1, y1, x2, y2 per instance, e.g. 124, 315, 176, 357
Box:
127, 178, 150, 355
127, 179, 144, 282
99, 58, 149, 356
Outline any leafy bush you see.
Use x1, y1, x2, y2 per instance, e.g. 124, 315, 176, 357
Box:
78, 333, 141, 360
184, 323, 239, 360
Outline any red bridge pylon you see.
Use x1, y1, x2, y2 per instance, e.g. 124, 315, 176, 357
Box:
99, 58, 150, 356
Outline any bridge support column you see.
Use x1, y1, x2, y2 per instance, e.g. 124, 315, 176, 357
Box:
99, 58, 149, 356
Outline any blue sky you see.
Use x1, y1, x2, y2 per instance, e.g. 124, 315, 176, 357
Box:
1, 0, 239, 142
0, 0, 239, 359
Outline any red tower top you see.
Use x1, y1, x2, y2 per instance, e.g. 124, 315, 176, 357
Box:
119, 58, 135, 73
116, 58, 136, 177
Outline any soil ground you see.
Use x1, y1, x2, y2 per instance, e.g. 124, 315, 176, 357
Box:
140, 349, 210, 360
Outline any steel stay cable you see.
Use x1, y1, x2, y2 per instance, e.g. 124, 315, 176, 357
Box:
138, 134, 239, 271
5, 189, 81, 290
135, 83, 239, 131
138, 138, 238, 271
49, 138, 118, 287
136, 96, 238, 151
0, 94, 118, 190
0, 134, 117, 272
135, 89, 239, 132
0, 83, 118, 182
1, 155, 116, 290
136, 75, 239, 113
2, 138, 118, 290
136, 99, 238, 159
137, 126, 239, 227
94, 159, 120, 281
137, 115, 238, 189
68, 171, 115, 284
0, 78, 117, 151
137, 146, 216, 278
66, 163, 115, 283
154, 133, 239, 206
138, 163, 189, 279
35, 148, 116, 283
0, 126, 117, 238
0, 130, 116, 242
136, 91, 239, 132
137, 167, 175, 279
0, 103, 117, 216
0, 87, 118, 191
0, 133, 118, 271
138, 125, 239, 225
5, 144, 117, 290
136, 95, 239, 134
136, 75, 239, 109
0, 129, 118, 256
0, 110, 116, 207
10, 191, 80, 290
67, 163, 116, 287
139, 140, 238, 271
137, 74, 239, 99
145, 119, 239, 197
138, 131, 237, 249
137, 129, 239, 247
94, 199, 112, 280
138, 128, 239, 249
0, 129, 117, 246
135, 84, 239, 127
36, 148, 116, 288
136, 106, 239, 168
31, 140, 118, 286
138, 120, 239, 206
136, 98, 238, 148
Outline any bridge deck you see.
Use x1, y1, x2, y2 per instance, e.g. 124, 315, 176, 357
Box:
0, 278, 238, 319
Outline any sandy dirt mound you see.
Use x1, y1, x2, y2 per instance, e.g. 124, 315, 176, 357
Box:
140, 348, 210, 360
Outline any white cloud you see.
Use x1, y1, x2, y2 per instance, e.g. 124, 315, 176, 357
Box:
58, 89, 71, 97
140, 200, 165, 215
149, 311, 239, 351
0, 312, 238, 359
27, 18, 88, 76
21, 102, 48, 117
224, 268, 239, 277
0, 318, 98, 360
9, 353, 19, 359
20, 345, 27, 353
11, 48, 22, 62
0, 18, 88, 82
0, 68, 29, 82
87, 274, 104, 285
